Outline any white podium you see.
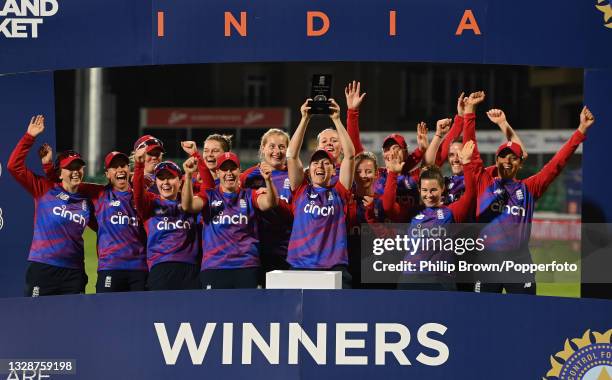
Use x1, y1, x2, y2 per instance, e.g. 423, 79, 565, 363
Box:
265, 270, 342, 289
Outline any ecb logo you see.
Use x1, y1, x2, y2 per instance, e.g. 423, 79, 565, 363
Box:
596, 0, 612, 28
544, 329, 612, 380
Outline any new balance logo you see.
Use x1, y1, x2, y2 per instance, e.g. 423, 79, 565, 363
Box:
110, 200, 121, 207
57, 192, 69, 201
211, 200, 223, 207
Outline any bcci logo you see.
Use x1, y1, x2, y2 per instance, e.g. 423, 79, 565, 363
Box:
544, 329, 612, 379
596, 0, 612, 28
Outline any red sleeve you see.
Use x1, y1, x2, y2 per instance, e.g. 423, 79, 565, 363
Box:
240, 165, 259, 187
194, 151, 215, 190
381, 171, 409, 222
523, 130, 585, 199
133, 162, 155, 219
43, 162, 56, 182
7, 133, 52, 197
276, 199, 294, 217
364, 201, 378, 224
461, 113, 493, 200
251, 189, 261, 210
347, 108, 365, 154
402, 148, 423, 174
436, 115, 463, 167
448, 161, 477, 223
334, 180, 352, 203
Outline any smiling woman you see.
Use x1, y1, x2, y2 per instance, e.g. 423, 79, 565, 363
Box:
7, 115, 92, 296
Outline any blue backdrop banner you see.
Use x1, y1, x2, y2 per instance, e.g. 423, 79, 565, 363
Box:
0, 290, 610, 379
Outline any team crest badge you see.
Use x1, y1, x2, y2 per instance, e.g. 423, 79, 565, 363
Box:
516, 189, 524, 201
544, 329, 612, 379
240, 199, 247, 209
0, 208, 4, 231
283, 178, 290, 189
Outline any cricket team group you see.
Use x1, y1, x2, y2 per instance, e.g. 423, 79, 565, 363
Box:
7, 81, 596, 296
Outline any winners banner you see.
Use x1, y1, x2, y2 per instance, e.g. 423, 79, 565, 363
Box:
0, 290, 610, 379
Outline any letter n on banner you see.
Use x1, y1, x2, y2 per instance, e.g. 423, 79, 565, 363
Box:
225, 11, 247, 36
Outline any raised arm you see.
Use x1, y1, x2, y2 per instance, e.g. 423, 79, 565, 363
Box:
486, 109, 528, 160
287, 100, 311, 191
381, 151, 409, 222
7, 115, 51, 197
448, 141, 477, 222
182, 141, 215, 189
331, 99, 355, 190
132, 148, 154, 219
180, 157, 205, 213
424, 119, 451, 166
345, 80, 366, 154
523, 106, 593, 199
436, 92, 466, 166
255, 162, 279, 211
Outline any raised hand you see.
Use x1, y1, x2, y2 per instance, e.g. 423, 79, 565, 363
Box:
345, 80, 366, 110
183, 156, 198, 175
300, 99, 312, 119
329, 98, 341, 121
416, 122, 429, 151
362, 195, 374, 208
181, 141, 198, 156
579, 106, 595, 134
38, 143, 53, 165
486, 109, 507, 125
134, 147, 146, 164
436, 118, 452, 138
260, 162, 273, 181
385, 149, 405, 174
27, 115, 45, 138
459, 140, 475, 164
464, 91, 485, 114
457, 92, 466, 116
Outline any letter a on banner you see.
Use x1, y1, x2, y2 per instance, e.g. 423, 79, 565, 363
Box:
307, 11, 330, 36
455, 9, 481, 35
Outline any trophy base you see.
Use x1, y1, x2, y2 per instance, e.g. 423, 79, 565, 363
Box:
307, 100, 331, 115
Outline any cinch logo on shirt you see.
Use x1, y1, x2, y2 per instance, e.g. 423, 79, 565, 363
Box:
0, 0, 59, 38
52, 205, 86, 227
110, 212, 139, 226
490, 201, 526, 216
303, 201, 335, 216
156, 217, 191, 231
212, 212, 248, 225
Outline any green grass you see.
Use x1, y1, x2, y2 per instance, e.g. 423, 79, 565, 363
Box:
83, 228, 581, 297
84, 228, 98, 294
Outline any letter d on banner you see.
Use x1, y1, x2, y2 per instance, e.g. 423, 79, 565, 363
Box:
307, 11, 330, 36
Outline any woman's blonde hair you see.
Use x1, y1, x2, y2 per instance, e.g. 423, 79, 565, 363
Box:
204, 134, 232, 152
259, 128, 290, 161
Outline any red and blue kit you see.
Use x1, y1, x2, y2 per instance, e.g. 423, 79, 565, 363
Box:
133, 163, 199, 269
287, 180, 351, 268
241, 166, 292, 259
8, 133, 93, 269
198, 187, 262, 270
464, 113, 586, 253
83, 185, 147, 271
